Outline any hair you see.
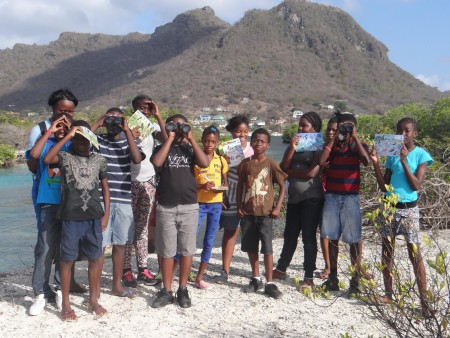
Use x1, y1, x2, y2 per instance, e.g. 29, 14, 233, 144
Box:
106, 107, 125, 115
226, 115, 249, 132
336, 112, 357, 126
47, 89, 78, 107
202, 125, 220, 140
166, 113, 188, 124
397, 117, 418, 131
301, 111, 322, 132
328, 114, 339, 125
251, 128, 271, 143
131, 94, 151, 110
71, 119, 91, 129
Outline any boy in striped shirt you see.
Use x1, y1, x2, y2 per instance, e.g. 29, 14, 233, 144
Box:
319, 112, 370, 294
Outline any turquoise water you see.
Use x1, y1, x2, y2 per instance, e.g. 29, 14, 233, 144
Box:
0, 137, 287, 273
0, 165, 36, 272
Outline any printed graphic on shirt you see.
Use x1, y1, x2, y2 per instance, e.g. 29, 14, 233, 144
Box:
166, 153, 192, 168
244, 166, 270, 208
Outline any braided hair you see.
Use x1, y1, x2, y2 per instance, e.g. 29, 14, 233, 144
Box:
301, 111, 322, 132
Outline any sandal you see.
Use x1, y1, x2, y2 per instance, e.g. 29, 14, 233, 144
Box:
87, 304, 107, 318
61, 309, 78, 322
315, 269, 329, 280
298, 278, 315, 293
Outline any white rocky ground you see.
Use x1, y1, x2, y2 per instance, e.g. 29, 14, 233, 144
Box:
1, 228, 447, 337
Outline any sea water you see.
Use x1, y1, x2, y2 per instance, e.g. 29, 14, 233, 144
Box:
0, 137, 288, 273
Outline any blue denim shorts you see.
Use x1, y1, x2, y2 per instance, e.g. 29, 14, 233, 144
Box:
102, 203, 134, 247
61, 219, 102, 261
321, 193, 362, 244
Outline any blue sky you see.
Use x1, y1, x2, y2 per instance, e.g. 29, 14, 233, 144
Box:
0, 0, 449, 91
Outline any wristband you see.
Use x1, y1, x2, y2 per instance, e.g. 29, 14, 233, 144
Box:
324, 145, 332, 152
46, 129, 52, 137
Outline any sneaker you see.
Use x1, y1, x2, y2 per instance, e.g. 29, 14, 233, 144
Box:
122, 271, 137, 288
322, 275, 340, 292
29, 294, 47, 316
265, 283, 283, 299
137, 269, 158, 286
215, 270, 229, 284
151, 289, 174, 308
272, 269, 287, 280
55, 290, 63, 310
176, 287, 192, 308
243, 277, 263, 293
195, 280, 213, 290
348, 277, 360, 296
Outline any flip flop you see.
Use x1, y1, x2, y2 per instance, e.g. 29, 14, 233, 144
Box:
315, 270, 329, 280
61, 309, 78, 322
113, 289, 136, 298
87, 304, 107, 318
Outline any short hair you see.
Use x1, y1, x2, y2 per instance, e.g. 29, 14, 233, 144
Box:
71, 119, 91, 129
397, 117, 418, 131
202, 125, 220, 140
131, 94, 151, 110
336, 112, 357, 126
166, 113, 188, 124
301, 111, 322, 132
226, 115, 249, 132
251, 128, 270, 143
106, 107, 125, 115
328, 114, 339, 125
48, 89, 78, 107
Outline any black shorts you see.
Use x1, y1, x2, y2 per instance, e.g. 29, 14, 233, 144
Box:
240, 216, 273, 254
61, 219, 103, 261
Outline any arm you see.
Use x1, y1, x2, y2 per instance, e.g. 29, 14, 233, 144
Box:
149, 101, 168, 142
151, 132, 175, 168
121, 115, 143, 164
43, 127, 79, 164
280, 135, 298, 171
370, 148, 391, 192
29, 116, 70, 159
351, 126, 370, 166
236, 163, 245, 218
90, 115, 105, 133
286, 151, 321, 179
400, 145, 428, 191
319, 132, 338, 166
271, 169, 287, 219
100, 177, 110, 231
187, 130, 209, 168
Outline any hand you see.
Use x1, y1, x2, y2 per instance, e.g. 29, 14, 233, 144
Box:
270, 206, 281, 219
186, 127, 194, 141
238, 208, 245, 218
203, 182, 216, 190
49, 115, 70, 134
131, 127, 141, 139
121, 115, 129, 132
145, 100, 160, 117
370, 148, 379, 164
96, 115, 106, 126
290, 135, 299, 151
351, 123, 358, 139
101, 214, 109, 231
68, 126, 83, 139
400, 144, 409, 163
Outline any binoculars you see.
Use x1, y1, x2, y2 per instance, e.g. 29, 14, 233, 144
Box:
339, 123, 353, 135
166, 122, 191, 134
104, 116, 123, 125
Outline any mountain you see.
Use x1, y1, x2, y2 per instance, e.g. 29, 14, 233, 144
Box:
0, 1, 443, 115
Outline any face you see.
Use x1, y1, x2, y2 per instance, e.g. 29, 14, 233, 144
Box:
202, 133, 219, 155
326, 122, 337, 141
298, 117, 316, 133
71, 133, 91, 155
54, 120, 71, 141
397, 122, 417, 144
232, 123, 249, 146
104, 111, 124, 136
135, 99, 152, 117
52, 100, 75, 118
251, 133, 270, 154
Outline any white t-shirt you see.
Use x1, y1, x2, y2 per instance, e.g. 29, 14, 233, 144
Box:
130, 122, 161, 182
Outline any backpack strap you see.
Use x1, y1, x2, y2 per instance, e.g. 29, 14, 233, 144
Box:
38, 121, 47, 136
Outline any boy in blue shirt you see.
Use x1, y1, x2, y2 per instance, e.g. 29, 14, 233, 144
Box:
371, 117, 434, 318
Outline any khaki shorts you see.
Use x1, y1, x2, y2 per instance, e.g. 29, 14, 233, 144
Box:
156, 203, 199, 258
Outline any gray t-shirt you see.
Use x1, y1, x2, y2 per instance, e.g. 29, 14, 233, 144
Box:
57, 152, 108, 221
287, 150, 324, 204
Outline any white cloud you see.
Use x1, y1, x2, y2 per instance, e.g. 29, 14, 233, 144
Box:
416, 74, 450, 92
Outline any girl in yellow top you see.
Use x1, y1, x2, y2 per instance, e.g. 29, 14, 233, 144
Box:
193, 126, 228, 289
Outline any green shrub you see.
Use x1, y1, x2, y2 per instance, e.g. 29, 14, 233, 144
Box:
0, 144, 16, 167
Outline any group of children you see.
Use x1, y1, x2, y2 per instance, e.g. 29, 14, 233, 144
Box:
26, 88, 434, 320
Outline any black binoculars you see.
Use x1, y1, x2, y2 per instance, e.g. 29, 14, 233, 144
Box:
104, 116, 123, 125
339, 123, 353, 135
166, 122, 191, 133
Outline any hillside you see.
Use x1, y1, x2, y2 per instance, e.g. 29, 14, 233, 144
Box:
0, 1, 443, 115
